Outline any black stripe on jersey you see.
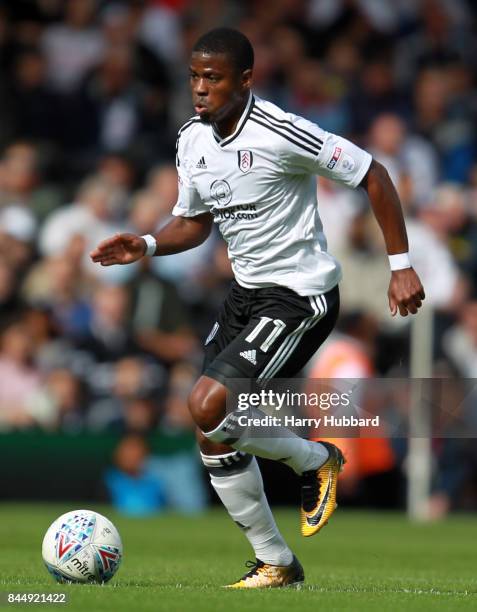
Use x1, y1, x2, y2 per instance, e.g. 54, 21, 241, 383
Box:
178, 117, 201, 136
176, 117, 201, 166
250, 115, 320, 156
252, 109, 322, 154
253, 105, 323, 148
219, 95, 255, 147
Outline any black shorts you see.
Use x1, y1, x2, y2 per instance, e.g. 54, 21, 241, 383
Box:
203, 281, 339, 385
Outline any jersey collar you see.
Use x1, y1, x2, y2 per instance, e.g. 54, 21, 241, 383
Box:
212, 92, 254, 147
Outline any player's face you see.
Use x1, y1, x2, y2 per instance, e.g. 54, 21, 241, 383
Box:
189, 52, 251, 126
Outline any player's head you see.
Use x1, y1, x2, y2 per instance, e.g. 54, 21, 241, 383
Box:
190, 28, 254, 124
192, 28, 254, 75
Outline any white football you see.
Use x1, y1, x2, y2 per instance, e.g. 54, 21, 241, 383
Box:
42, 510, 122, 584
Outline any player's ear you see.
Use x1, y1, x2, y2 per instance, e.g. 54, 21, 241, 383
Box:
241, 68, 252, 89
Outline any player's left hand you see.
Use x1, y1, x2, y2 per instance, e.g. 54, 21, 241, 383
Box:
388, 268, 425, 317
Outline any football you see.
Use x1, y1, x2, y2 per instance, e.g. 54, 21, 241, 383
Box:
42, 510, 122, 584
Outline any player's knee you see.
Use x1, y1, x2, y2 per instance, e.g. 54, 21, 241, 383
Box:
188, 378, 226, 432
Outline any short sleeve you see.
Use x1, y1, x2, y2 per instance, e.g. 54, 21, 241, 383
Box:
281, 115, 372, 188
172, 133, 209, 217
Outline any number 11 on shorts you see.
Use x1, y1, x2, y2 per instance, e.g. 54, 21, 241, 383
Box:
245, 317, 286, 352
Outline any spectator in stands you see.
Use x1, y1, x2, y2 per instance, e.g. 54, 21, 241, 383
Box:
21, 250, 93, 340
87, 355, 165, 432
0, 205, 36, 273
0, 322, 42, 430
39, 175, 134, 283
0, 141, 62, 222
104, 432, 206, 515
77, 283, 137, 363
0, 256, 25, 327
443, 301, 477, 378
367, 113, 438, 210
348, 59, 411, 136
104, 434, 167, 516
128, 257, 200, 365
8, 48, 60, 146
413, 67, 474, 184
96, 153, 137, 213
26, 368, 86, 433
418, 184, 477, 296
41, 0, 105, 94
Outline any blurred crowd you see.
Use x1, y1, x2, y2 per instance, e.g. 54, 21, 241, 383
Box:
0, 0, 476, 514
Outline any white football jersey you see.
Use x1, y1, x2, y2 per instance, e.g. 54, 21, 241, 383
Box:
172, 93, 372, 296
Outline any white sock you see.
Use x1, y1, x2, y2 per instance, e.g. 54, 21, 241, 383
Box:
202, 452, 294, 566
203, 409, 329, 474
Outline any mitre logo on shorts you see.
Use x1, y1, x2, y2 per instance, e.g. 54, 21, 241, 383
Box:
210, 179, 233, 206
238, 150, 253, 173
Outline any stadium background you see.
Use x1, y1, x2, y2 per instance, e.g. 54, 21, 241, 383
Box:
0, 0, 476, 521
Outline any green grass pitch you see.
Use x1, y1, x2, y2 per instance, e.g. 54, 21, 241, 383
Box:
0, 503, 476, 611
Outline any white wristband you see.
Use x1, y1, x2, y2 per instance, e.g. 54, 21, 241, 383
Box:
388, 252, 411, 271
141, 234, 157, 257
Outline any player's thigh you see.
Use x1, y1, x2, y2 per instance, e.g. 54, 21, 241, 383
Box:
201, 281, 250, 372
204, 284, 339, 383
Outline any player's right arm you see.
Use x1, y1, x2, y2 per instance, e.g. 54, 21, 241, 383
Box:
91, 121, 212, 267
89, 213, 213, 266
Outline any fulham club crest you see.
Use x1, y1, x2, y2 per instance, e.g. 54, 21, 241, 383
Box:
238, 150, 253, 174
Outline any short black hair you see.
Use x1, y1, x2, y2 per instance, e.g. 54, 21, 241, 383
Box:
192, 28, 254, 74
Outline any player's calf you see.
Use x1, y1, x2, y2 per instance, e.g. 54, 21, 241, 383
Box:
200, 444, 295, 568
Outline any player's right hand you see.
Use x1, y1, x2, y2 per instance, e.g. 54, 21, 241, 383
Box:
90, 233, 147, 266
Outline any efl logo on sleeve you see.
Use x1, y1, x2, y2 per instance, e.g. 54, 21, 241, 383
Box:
327, 147, 342, 170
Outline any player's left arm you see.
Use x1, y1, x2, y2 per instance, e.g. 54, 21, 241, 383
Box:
277, 111, 424, 316
360, 159, 425, 317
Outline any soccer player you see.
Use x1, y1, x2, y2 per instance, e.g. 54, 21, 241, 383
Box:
91, 28, 425, 588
